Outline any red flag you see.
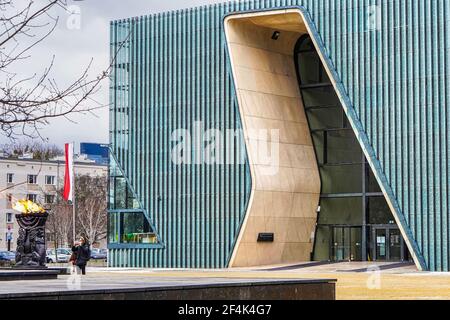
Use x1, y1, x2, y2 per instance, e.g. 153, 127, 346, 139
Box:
63, 143, 74, 202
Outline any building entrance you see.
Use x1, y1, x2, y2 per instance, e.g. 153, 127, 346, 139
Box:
294, 34, 412, 264
371, 226, 405, 262
331, 226, 362, 262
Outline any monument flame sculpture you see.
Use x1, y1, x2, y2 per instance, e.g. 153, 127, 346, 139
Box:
12, 200, 48, 268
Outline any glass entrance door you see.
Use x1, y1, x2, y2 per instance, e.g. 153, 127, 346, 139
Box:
388, 228, 402, 261
331, 226, 362, 261
332, 227, 347, 261
372, 226, 405, 261
350, 227, 362, 261
375, 228, 387, 261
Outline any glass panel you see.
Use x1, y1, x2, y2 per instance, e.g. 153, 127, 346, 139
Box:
121, 211, 157, 244
367, 196, 396, 225
366, 163, 382, 193
331, 227, 343, 261
331, 227, 350, 261
108, 211, 158, 245
109, 155, 141, 210
318, 197, 363, 225
343, 227, 350, 260
108, 154, 159, 246
326, 129, 362, 164
307, 106, 343, 130
301, 86, 339, 108
375, 229, 387, 261
389, 229, 402, 261
296, 34, 412, 264
321, 164, 362, 194
350, 227, 362, 261
312, 225, 330, 261
108, 212, 119, 244
297, 36, 314, 51
297, 52, 330, 85
311, 131, 324, 164
113, 177, 127, 209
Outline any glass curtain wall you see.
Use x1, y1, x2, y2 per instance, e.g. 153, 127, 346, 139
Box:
108, 154, 158, 246
294, 35, 409, 262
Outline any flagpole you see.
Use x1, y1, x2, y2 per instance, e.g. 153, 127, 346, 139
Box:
72, 142, 76, 243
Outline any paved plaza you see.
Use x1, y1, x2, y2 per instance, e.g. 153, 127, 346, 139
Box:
2, 262, 450, 300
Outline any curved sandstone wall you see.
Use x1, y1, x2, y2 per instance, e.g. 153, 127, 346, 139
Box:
225, 10, 321, 267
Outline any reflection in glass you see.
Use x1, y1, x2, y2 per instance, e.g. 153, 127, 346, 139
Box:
108, 154, 158, 246
109, 154, 141, 210
321, 164, 363, 194
318, 197, 363, 225
307, 106, 343, 130
326, 130, 362, 164
366, 165, 382, 193
121, 211, 156, 244
313, 225, 330, 261
330, 227, 362, 261
367, 196, 395, 225
389, 229, 402, 261
350, 227, 362, 261
297, 52, 330, 84
109, 211, 157, 245
108, 213, 119, 244
297, 36, 315, 51
375, 228, 387, 260
311, 131, 325, 164
331, 227, 348, 261
302, 86, 338, 107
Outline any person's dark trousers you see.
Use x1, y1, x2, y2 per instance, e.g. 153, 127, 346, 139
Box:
77, 264, 86, 275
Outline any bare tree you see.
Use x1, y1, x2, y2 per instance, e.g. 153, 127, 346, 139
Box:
75, 174, 107, 246
47, 200, 72, 248
0, 0, 122, 139
0, 140, 62, 196
1, 139, 63, 159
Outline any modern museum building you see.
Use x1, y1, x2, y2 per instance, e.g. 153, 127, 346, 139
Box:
107, 0, 450, 272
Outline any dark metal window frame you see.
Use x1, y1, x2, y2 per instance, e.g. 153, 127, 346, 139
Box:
107, 151, 164, 249
294, 35, 405, 262
108, 209, 163, 249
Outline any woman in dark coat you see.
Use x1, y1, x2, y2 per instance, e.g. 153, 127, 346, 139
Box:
72, 236, 91, 275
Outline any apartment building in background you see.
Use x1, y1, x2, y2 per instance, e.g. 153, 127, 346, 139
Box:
0, 156, 107, 251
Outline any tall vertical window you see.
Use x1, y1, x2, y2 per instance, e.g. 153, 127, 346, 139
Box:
6, 173, 13, 184
6, 212, 13, 223
27, 194, 37, 202
295, 35, 408, 263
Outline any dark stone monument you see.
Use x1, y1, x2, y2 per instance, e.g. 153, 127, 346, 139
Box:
14, 212, 48, 269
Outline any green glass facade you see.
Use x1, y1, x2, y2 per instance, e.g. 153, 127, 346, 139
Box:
109, 0, 450, 271
109, 9, 251, 268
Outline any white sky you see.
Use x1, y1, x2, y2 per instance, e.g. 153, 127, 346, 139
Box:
1, 0, 228, 150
